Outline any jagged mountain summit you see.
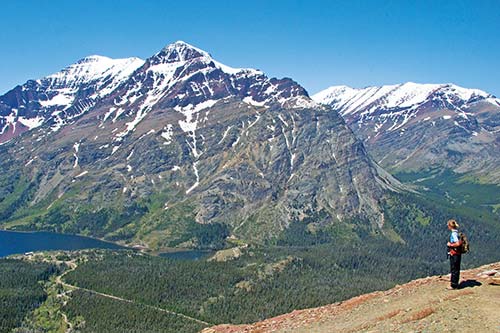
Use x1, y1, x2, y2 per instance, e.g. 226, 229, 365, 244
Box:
0, 41, 400, 249
313, 82, 500, 183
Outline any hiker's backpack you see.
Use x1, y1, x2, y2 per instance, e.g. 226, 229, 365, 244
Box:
459, 232, 469, 254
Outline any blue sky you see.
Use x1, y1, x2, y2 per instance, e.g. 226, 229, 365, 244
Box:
1, 0, 499, 96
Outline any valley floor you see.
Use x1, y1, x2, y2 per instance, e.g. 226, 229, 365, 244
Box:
57, 262, 210, 327
203, 262, 500, 333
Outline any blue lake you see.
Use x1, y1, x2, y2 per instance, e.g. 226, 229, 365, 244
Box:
0, 230, 124, 257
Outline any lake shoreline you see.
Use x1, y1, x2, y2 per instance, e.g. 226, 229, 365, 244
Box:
0, 229, 214, 260
0, 227, 134, 249
0, 230, 126, 258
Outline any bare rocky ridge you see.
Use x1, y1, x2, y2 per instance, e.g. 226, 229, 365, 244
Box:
203, 262, 500, 333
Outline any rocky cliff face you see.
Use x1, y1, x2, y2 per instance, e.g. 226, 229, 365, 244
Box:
313, 83, 500, 183
0, 42, 400, 248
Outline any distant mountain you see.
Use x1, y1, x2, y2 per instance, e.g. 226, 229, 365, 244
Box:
313, 82, 500, 183
0, 42, 401, 249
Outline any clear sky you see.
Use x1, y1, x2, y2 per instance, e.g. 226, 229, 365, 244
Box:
1, 0, 499, 96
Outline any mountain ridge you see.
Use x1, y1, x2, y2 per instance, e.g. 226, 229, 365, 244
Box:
313, 82, 500, 183
313, 82, 498, 113
0, 54, 145, 143
203, 261, 500, 333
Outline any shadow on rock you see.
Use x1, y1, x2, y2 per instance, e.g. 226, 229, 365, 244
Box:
459, 280, 482, 289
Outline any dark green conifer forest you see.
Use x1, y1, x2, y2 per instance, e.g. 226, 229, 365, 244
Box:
0, 260, 59, 333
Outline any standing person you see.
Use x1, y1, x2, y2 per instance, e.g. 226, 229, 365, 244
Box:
446, 219, 462, 290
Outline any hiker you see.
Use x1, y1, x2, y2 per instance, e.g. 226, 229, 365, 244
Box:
446, 219, 462, 289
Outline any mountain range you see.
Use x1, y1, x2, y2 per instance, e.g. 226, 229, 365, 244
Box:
0, 41, 498, 249
0, 41, 402, 249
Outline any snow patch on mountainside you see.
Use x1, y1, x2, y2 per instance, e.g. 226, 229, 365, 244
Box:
175, 100, 218, 158
176, 100, 218, 133
38, 90, 75, 108
17, 116, 45, 130
243, 96, 266, 107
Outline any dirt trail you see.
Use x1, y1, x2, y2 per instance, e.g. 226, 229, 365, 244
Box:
66, 284, 211, 326
203, 262, 500, 333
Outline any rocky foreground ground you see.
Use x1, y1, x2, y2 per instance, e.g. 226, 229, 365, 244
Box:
203, 262, 500, 333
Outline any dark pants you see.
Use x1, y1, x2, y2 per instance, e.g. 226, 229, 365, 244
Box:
450, 254, 461, 288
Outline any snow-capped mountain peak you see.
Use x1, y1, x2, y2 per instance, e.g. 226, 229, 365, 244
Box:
42, 55, 144, 92
150, 41, 261, 77
156, 40, 211, 63
100, 42, 313, 144
0, 55, 145, 143
114, 41, 310, 112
